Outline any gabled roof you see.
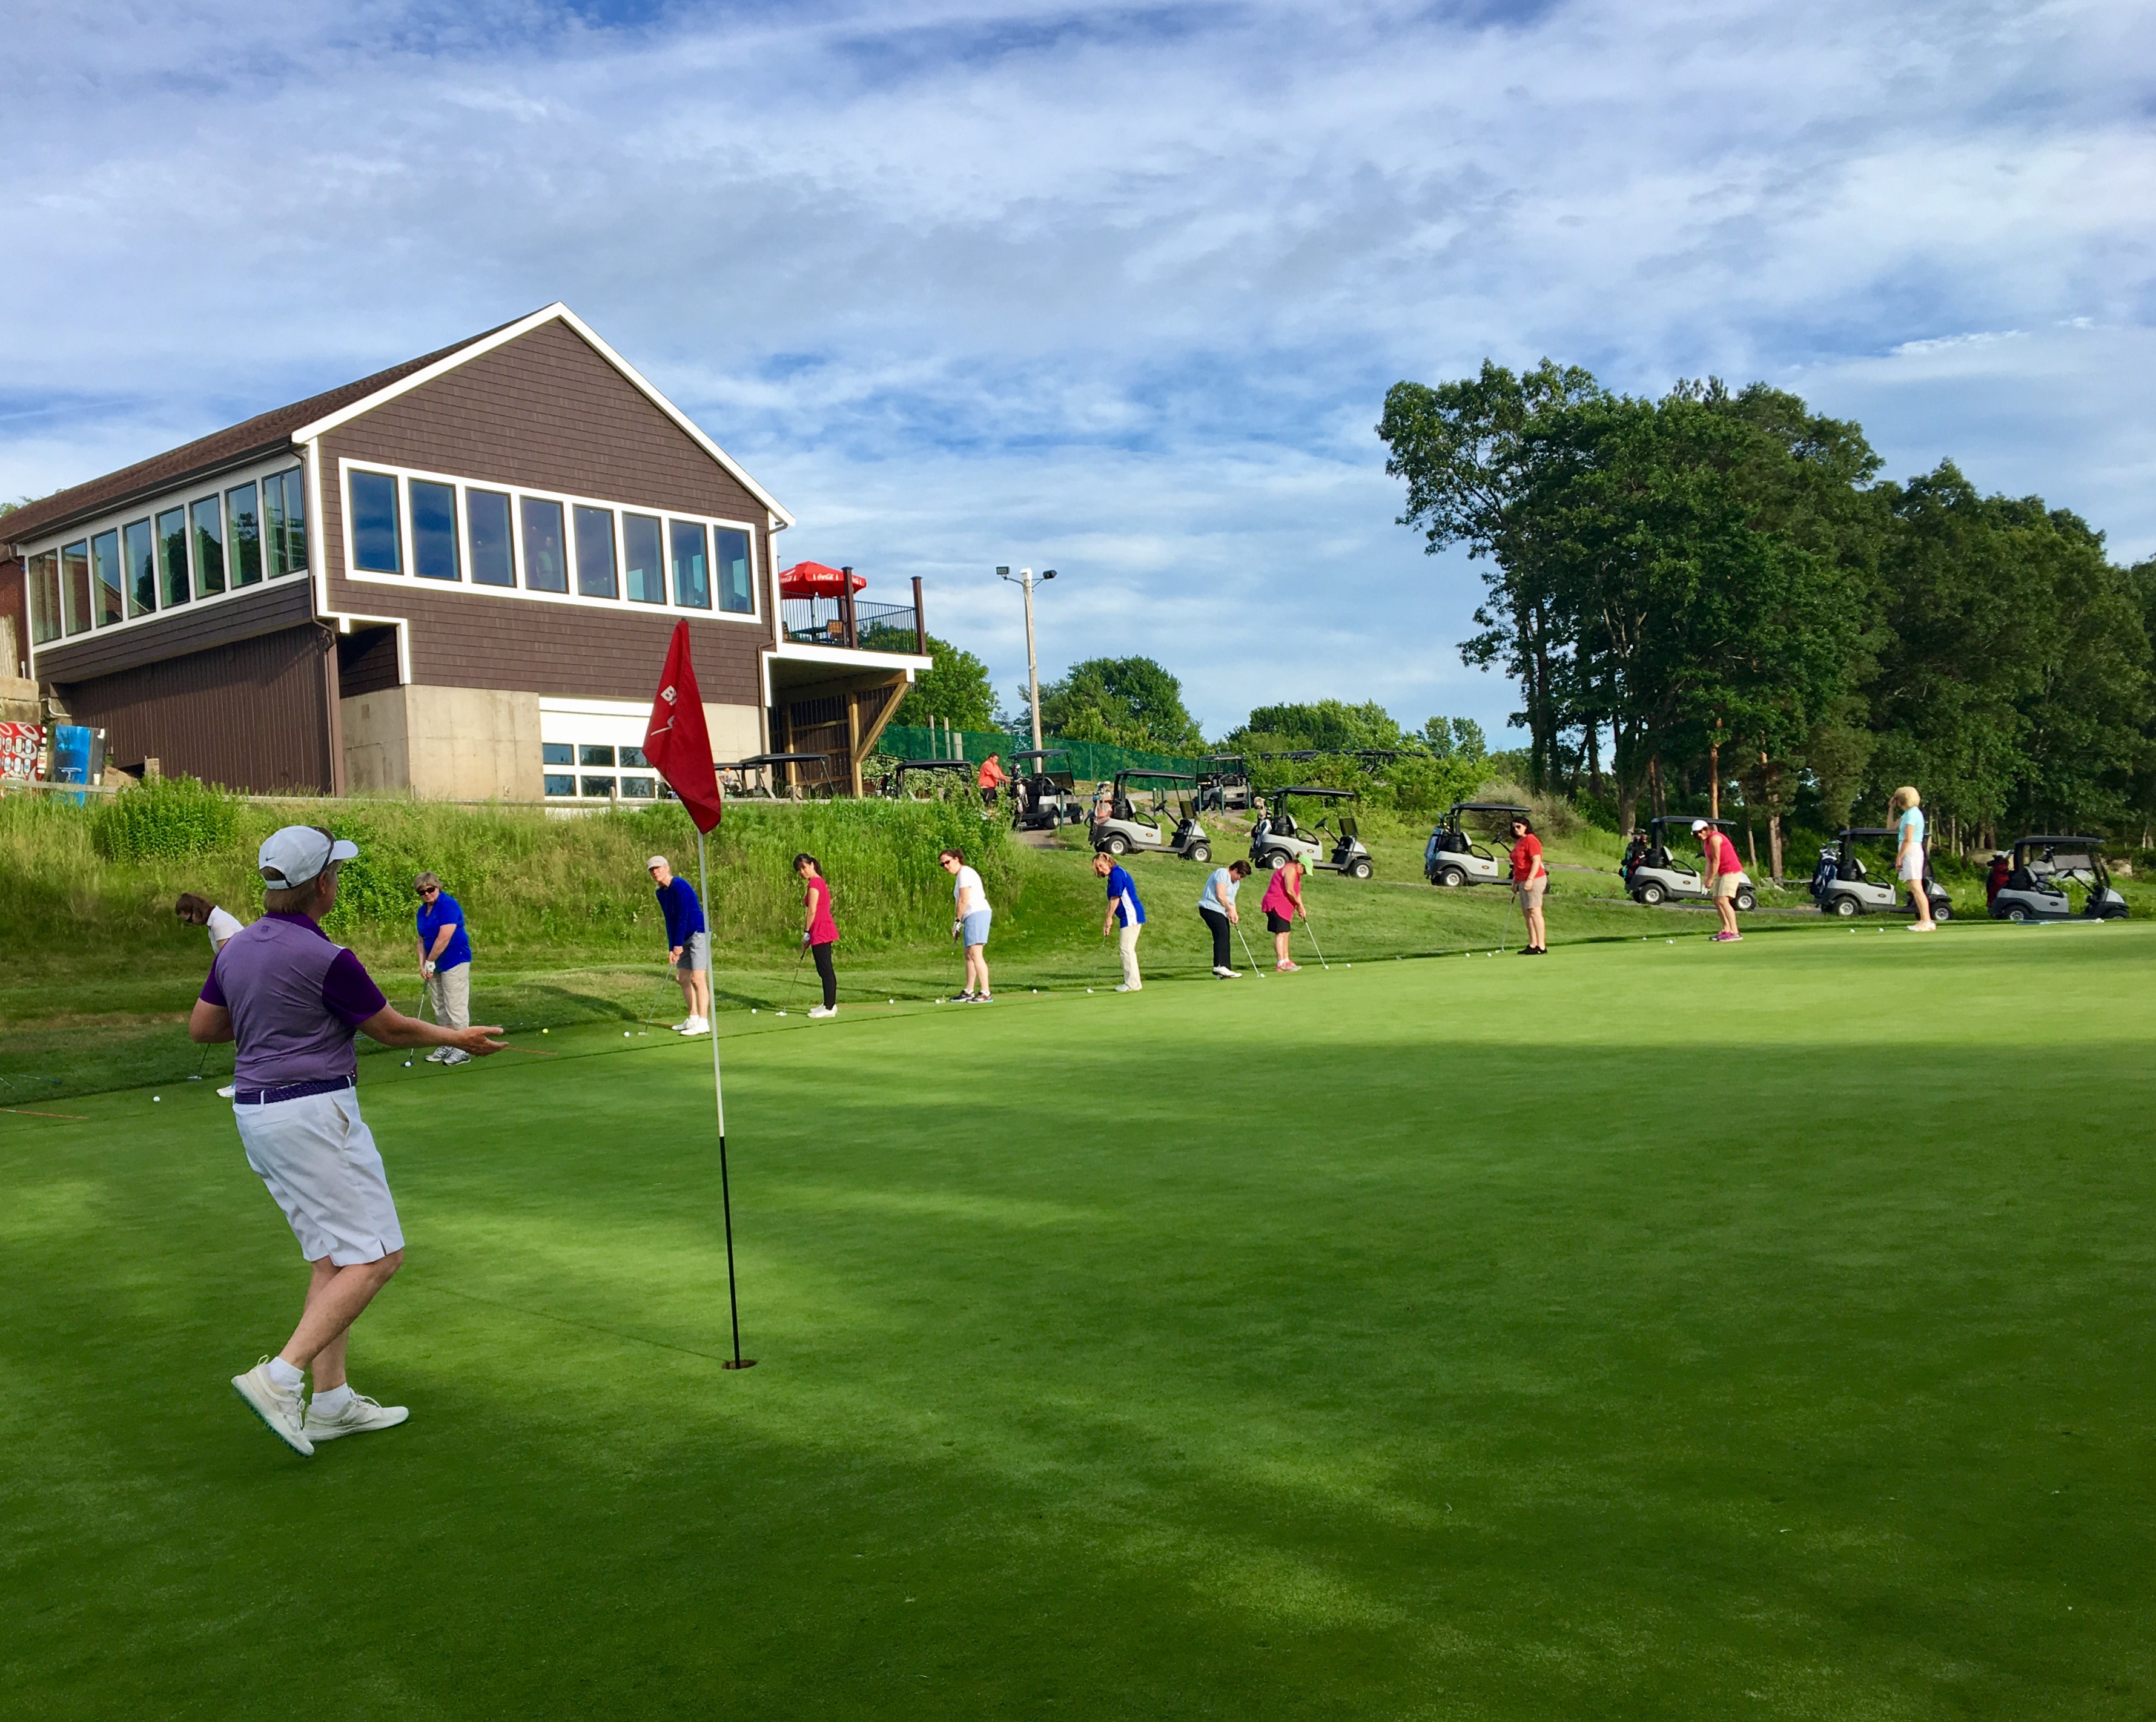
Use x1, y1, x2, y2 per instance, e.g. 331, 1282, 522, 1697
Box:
5, 304, 792, 547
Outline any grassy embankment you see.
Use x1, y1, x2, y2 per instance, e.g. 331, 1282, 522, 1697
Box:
5, 783, 2143, 1102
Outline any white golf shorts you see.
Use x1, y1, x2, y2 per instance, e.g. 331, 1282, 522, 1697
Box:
1899, 855, 1926, 883
234, 1086, 404, 1265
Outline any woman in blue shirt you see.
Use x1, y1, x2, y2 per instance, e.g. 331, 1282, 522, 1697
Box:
1890, 787, 1937, 932
412, 871, 475, 1061
1094, 853, 1146, 992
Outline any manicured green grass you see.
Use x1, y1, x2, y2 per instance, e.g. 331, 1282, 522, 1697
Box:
3, 917, 2151, 1717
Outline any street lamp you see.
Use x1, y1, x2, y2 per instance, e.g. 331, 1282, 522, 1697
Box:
997, 564, 1057, 753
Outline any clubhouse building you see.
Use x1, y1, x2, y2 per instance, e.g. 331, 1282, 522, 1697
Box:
1, 305, 930, 799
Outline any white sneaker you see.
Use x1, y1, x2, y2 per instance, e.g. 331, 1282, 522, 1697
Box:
1115, 983, 1139, 992
425, 1047, 451, 1063
303, 1391, 410, 1443
232, 1359, 314, 1456
670, 1018, 692, 1033
440, 1048, 472, 1064
1213, 968, 1241, 978
807, 1005, 836, 1018
216, 1083, 237, 1098
679, 1017, 711, 1035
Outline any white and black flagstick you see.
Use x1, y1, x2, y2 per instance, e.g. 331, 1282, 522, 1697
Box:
698, 828, 755, 1370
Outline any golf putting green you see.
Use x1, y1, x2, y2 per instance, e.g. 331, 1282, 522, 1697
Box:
3, 922, 2151, 1717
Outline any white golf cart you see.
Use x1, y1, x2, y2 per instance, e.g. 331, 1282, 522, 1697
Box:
1092, 770, 1212, 862
1010, 749, 1087, 830
1424, 802, 1530, 889
1809, 828, 1954, 921
1625, 815, 1759, 912
1250, 787, 1374, 879
1989, 834, 2130, 923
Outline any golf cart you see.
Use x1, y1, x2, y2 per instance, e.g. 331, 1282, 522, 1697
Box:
1989, 834, 2131, 922
882, 758, 973, 799
1626, 816, 1759, 912
1251, 787, 1374, 879
1092, 770, 1213, 862
1424, 802, 1530, 889
1009, 749, 1086, 829
1197, 755, 1252, 813
1809, 828, 1955, 921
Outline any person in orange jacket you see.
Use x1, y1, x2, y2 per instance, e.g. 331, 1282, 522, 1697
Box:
976, 753, 1008, 808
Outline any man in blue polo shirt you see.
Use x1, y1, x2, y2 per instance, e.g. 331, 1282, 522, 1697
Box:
1094, 851, 1147, 992
412, 870, 474, 1063
647, 854, 710, 1035
194, 825, 504, 1458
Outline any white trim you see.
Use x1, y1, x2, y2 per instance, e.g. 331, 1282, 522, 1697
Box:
768, 641, 931, 676
23, 450, 314, 671
306, 439, 328, 621
538, 696, 655, 718
322, 613, 412, 685
289, 303, 795, 529
333, 457, 766, 625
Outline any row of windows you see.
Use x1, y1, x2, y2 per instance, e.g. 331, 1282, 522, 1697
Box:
541, 741, 661, 800
348, 469, 756, 616
27, 470, 308, 645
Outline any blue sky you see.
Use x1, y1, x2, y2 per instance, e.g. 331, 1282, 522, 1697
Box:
5, 0, 2152, 739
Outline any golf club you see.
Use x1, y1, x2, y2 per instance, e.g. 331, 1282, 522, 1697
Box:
1298, 899, 1331, 969
187, 1042, 210, 1081
1233, 915, 1267, 978
778, 940, 808, 1015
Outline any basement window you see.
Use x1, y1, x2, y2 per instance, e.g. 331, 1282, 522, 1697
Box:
543, 774, 575, 797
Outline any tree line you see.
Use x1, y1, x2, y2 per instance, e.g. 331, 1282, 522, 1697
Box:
1378, 361, 2156, 877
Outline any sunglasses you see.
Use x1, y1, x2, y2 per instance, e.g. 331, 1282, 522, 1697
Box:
418, 886, 440, 897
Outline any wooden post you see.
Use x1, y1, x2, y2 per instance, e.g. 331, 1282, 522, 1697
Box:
847, 690, 863, 799
911, 576, 927, 655
840, 567, 857, 648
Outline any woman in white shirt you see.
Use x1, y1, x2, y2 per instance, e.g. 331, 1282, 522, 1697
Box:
939, 847, 994, 1003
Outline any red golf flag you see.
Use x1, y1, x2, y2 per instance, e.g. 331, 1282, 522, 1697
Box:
644, 620, 723, 833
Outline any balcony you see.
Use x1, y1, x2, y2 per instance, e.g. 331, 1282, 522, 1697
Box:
781, 596, 922, 651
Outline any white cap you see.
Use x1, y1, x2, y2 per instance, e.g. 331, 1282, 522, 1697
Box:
646, 854, 669, 871
1691, 819, 1711, 833
259, 825, 359, 889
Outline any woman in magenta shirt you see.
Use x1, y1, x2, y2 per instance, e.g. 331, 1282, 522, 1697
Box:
795, 854, 841, 1017
1260, 856, 1305, 971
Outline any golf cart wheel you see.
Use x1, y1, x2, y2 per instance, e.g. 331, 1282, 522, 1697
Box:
1639, 882, 1665, 906
1262, 849, 1292, 870
1933, 900, 1954, 922
1102, 834, 1129, 856
1733, 888, 1756, 913
1186, 842, 1211, 864
1349, 858, 1373, 880
1829, 895, 1860, 918
2006, 904, 2029, 923
1437, 866, 1465, 889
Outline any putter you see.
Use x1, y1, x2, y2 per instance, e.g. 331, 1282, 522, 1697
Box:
187, 1042, 210, 1081
1298, 905, 1330, 970
1233, 917, 1267, 978
779, 940, 807, 1015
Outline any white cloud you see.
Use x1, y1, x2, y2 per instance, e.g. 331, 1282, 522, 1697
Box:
2, 0, 2152, 733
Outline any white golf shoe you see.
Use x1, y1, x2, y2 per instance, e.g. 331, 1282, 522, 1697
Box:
807, 1005, 836, 1018
425, 1047, 451, 1063
440, 1048, 472, 1065
1212, 967, 1241, 978
670, 1018, 692, 1032
216, 1083, 237, 1098
232, 1359, 314, 1456
303, 1391, 410, 1443
679, 1017, 711, 1035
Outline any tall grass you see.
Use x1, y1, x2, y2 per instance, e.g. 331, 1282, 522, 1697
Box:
0, 789, 1017, 965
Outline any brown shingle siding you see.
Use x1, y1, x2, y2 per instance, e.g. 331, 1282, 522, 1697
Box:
35, 576, 316, 683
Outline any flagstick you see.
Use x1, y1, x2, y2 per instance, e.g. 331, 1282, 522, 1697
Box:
700, 828, 755, 1370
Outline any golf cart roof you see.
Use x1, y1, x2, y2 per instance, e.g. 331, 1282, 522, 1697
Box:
1836, 826, 1903, 841
1352, 750, 1398, 764
738, 751, 830, 765
1275, 785, 1358, 800
895, 757, 970, 773
1113, 768, 1195, 785
2011, 834, 2109, 849
1008, 749, 1070, 763
1206, 754, 1246, 767
1446, 802, 1531, 819
1651, 814, 1733, 833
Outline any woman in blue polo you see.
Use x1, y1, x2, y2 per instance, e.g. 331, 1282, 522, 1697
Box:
1094, 851, 1147, 992
412, 871, 474, 1061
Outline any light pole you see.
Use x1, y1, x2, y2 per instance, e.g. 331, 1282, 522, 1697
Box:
996, 564, 1056, 753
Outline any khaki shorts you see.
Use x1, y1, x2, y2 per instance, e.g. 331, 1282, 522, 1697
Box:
1517, 879, 1546, 908
1711, 874, 1741, 899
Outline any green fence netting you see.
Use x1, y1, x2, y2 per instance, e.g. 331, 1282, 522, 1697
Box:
873, 725, 1202, 780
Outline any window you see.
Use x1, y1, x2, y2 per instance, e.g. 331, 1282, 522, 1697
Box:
157, 507, 189, 608
28, 550, 60, 645
521, 498, 567, 593
226, 482, 262, 587
669, 520, 710, 609
543, 774, 575, 797
349, 470, 401, 574
124, 520, 156, 618
580, 776, 615, 798
620, 745, 649, 768
91, 530, 124, 627
468, 489, 514, 587
620, 775, 656, 799
716, 527, 753, 615
542, 742, 573, 766
621, 513, 664, 604
574, 505, 618, 599
190, 496, 225, 596
262, 468, 308, 576
411, 479, 460, 581
62, 541, 92, 636
579, 745, 615, 767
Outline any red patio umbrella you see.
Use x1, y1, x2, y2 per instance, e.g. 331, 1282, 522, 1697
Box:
778, 561, 867, 599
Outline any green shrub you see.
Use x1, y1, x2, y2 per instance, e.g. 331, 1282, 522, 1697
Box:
1474, 779, 1586, 839
90, 775, 240, 863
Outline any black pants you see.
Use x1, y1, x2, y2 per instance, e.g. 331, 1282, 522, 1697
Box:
1200, 906, 1232, 969
812, 941, 837, 1009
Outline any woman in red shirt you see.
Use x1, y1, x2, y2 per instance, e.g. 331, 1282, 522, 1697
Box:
1510, 814, 1548, 955
795, 854, 841, 1017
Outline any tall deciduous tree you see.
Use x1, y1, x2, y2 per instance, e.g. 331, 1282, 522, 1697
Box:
885, 633, 999, 731
1030, 657, 1205, 753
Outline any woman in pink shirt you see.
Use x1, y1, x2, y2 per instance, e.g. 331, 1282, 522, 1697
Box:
795, 854, 841, 1017
1260, 856, 1305, 971
1693, 819, 1745, 943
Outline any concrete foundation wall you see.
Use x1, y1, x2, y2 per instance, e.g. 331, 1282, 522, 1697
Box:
704, 701, 764, 765
342, 685, 544, 799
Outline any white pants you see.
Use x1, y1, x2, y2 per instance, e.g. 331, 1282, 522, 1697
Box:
234, 1086, 403, 1265
425, 962, 470, 1029
1118, 923, 1143, 989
